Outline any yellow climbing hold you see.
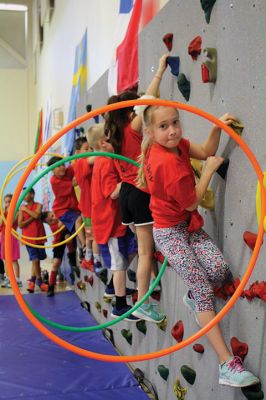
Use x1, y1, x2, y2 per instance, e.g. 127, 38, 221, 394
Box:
173, 378, 187, 400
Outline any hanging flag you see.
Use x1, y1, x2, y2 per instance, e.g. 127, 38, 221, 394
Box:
64, 30, 87, 156
108, 0, 160, 96
33, 109, 43, 153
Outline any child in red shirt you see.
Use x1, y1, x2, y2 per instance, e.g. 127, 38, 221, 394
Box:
0, 193, 21, 288
18, 188, 48, 293
87, 124, 138, 320
138, 105, 259, 388
73, 137, 96, 271
41, 211, 77, 296
104, 55, 169, 323
47, 156, 85, 253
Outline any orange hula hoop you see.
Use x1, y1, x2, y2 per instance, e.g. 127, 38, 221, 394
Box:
5, 99, 266, 362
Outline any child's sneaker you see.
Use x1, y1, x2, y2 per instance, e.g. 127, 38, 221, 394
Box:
38, 282, 48, 292
0, 273, 5, 284
132, 303, 166, 323
219, 356, 260, 387
80, 258, 94, 272
104, 286, 137, 298
1, 278, 11, 288
27, 280, 35, 293
111, 305, 141, 321
183, 291, 201, 327
47, 285, 55, 297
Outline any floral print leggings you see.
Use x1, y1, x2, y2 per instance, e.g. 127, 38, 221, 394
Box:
153, 222, 232, 312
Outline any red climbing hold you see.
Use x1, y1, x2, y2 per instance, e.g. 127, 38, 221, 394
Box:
201, 63, 210, 83
171, 320, 184, 342
230, 337, 249, 361
188, 36, 202, 60
243, 231, 262, 250
102, 309, 108, 318
193, 343, 205, 354
163, 33, 173, 51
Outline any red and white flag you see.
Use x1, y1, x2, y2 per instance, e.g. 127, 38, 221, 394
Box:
108, 0, 159, 95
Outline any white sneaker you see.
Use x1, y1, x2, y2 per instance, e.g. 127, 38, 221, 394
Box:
1, 278, 11, 288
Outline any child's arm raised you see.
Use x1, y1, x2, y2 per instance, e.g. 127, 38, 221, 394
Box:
189, 113, 237, 160
131, 54, 169, 132
186, 156, 224, 211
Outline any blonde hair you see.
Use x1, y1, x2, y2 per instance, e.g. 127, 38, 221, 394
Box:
137, 105, 160, 188
86, 123, 105, 150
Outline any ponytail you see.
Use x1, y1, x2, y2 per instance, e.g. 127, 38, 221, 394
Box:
136, 134, 152, 188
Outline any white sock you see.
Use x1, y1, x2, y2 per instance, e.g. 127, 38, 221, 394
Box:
85, 248, 93, 261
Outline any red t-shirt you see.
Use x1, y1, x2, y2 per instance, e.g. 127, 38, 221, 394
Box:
114, 123, 147, 190
50, 165, 79, 218
144, 138, 203, 231
21, 202, 46, 244
91, 157, 126, 244
73, 158, 92, 218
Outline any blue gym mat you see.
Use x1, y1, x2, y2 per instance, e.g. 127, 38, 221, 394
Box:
0, 291, 150, 399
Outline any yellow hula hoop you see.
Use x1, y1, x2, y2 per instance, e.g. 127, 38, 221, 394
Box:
256, 171, 266, 232
17, 222, 85, 249
1, 163, 65, 241
0, 152, 65, 242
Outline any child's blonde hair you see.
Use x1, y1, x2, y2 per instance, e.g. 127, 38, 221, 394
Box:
137, 105, 160, 188
86, 123, 105, 150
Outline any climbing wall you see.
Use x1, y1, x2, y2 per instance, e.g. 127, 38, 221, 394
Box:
75, 1, 266, 399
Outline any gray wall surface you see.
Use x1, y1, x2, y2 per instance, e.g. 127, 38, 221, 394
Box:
75, 1, 266, 399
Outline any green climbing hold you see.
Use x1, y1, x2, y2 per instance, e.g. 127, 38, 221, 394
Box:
121, 329, 132, 345
177, 74, 190, 101
136, 320, 147, 335
94, 301, 102, 313
157, 365, 169, 381
200, 0, 216, 24
173, 378, 187, 399
180, 365, 196, 385
241, 382, 264, 400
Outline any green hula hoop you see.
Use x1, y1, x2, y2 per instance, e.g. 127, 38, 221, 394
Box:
17, 152, 167, 332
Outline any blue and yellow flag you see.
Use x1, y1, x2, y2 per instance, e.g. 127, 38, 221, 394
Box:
64, 30, 87, 155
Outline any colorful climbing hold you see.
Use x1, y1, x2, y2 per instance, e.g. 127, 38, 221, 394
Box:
95, 301, 102, 313
171, 320, 184, 343
243, 231, 260, 251
136, 320, 147, 335
163, 33, 173, 51
180, 365, 196, 385
77, 281, 86, 290
201, 48, 217, 83
241, 382, 264, 400
216, 158, 229, 179
173, 378, 187, 400
157, 317, 168, 332
230, 337, 249, 361
121, 329, 132, 345
167, 56, 180, 76
231, 120, 244, 136
102, 309, 108, 318
157, 365, 169, 381
86, 104, 92, 112
193, 343, 205, 354
188, 36, 202, 60
200, 0, 216, 24
127, 268, 136, 283
190, 159, 214, 210
177, 73, 190, 101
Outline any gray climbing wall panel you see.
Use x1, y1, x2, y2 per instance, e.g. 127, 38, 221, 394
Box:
75, 1, 266, 399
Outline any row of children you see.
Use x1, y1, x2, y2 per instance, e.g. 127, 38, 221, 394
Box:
0, 53, 259, 387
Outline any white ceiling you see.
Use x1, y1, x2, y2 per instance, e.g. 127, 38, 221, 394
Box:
0, 8, 27, 68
